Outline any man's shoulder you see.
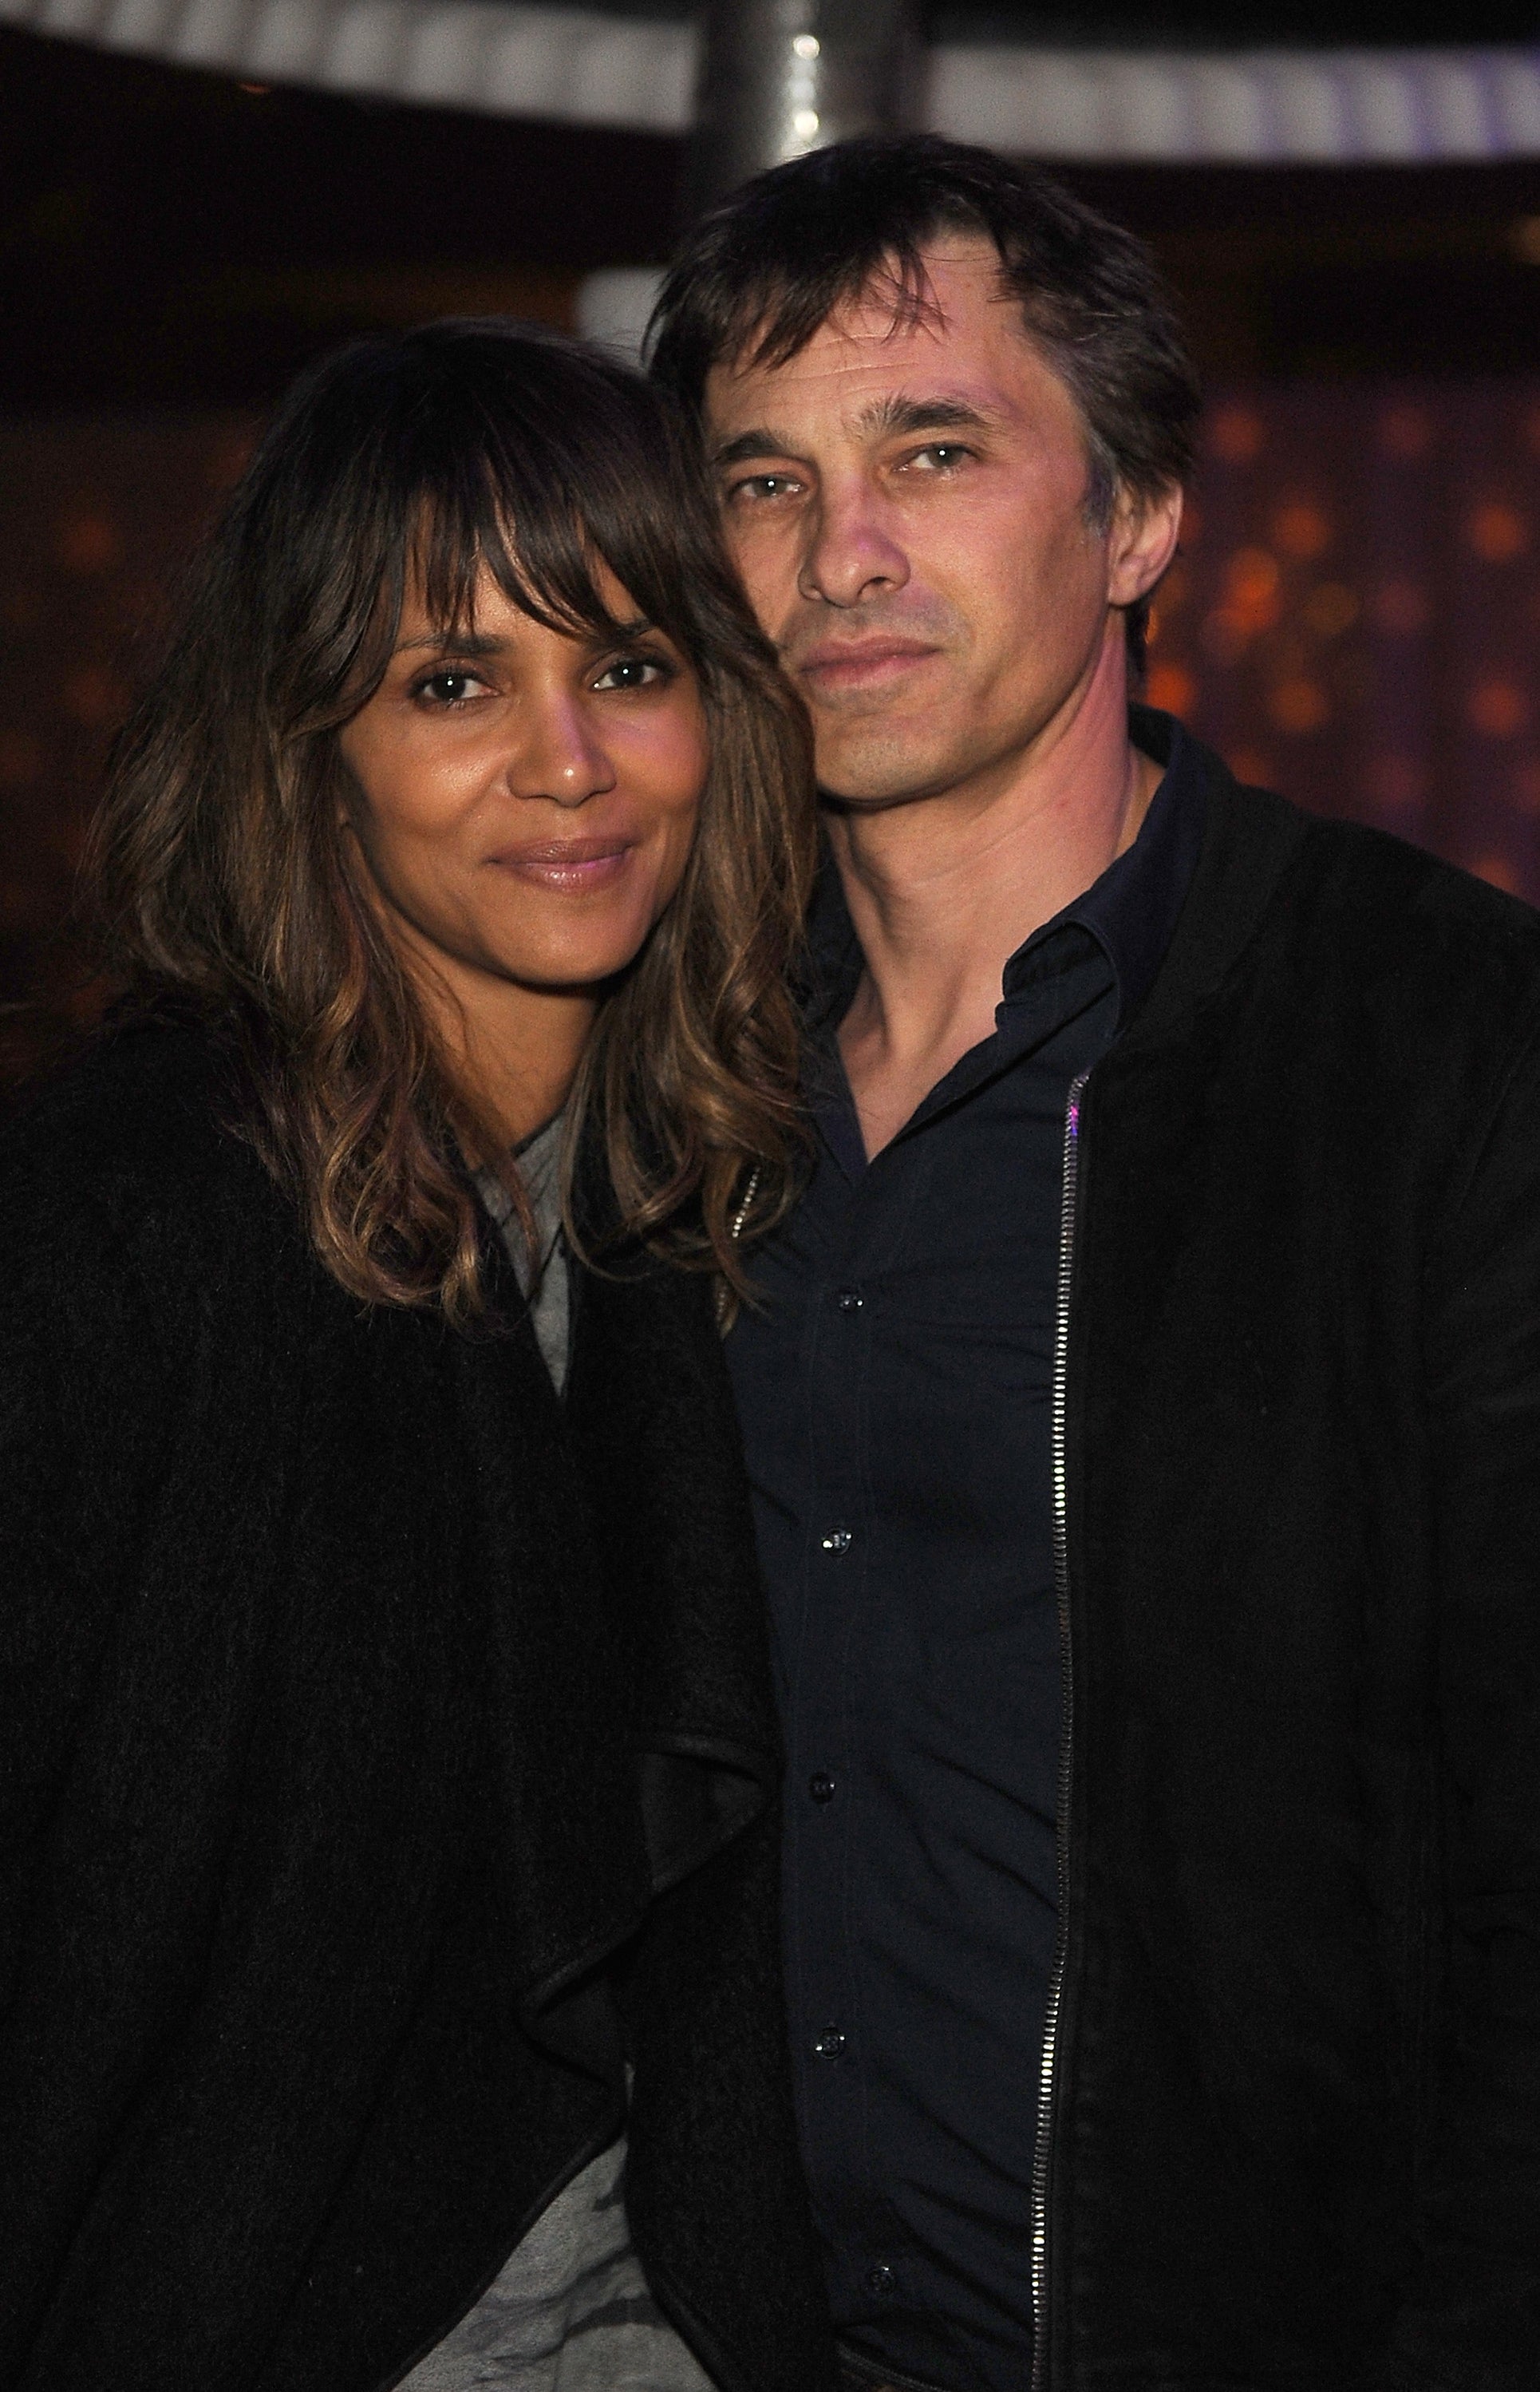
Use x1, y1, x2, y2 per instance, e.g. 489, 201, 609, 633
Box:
1286, 797, 1538, 940
1269, 798, 1540, 1054
1187, 738, 1540, 1036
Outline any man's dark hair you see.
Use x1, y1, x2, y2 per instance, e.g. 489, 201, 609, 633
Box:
649, 134, 1202, 666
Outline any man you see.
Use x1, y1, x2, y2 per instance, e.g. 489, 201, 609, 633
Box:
650, 136, 1540, 2390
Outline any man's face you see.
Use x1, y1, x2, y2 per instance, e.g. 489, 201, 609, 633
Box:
705, 238, 1172, 810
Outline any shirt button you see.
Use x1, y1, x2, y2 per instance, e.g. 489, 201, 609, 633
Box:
836, 1289, 863, 1313
865, 2263, 895, 2298
810, 2025, 846, 2059
820, 1528, 853, 1553
808, 1771, 836, 1803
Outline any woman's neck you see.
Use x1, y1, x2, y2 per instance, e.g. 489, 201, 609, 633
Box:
400, 927, 598, 1149
456, 982, 597, 1148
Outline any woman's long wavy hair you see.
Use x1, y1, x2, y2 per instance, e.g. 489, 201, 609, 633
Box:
89, 320, 815, 1323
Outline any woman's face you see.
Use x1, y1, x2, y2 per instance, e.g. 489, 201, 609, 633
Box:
338, 557, 709, 1001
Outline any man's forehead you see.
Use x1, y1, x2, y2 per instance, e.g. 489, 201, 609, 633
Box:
708, 262, 1047, 449
709, 389, 1005, 473
830, 235, 1009, 333
705, 239, 1034, 428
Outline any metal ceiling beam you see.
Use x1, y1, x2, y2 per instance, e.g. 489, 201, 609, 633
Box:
5, 0, 1540, 164
685, 0, 920, 214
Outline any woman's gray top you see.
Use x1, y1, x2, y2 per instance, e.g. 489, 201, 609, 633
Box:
404, 1118, 713, 2392
474, 1109, 573, 1394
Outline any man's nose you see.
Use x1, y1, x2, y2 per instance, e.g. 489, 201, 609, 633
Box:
506, 690, 617, 809
798, 481, 910, 609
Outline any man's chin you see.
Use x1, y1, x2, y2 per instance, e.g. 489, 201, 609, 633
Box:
809, 703, 943, 789
812, 742, 961, 812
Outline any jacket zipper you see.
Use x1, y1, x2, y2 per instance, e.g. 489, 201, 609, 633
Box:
729, 1167, 761, 1240
716, 1166, 763, 1327
1031, 1068, 1090, 2392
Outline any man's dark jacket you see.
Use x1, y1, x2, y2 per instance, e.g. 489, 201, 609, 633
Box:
0, 1024, 838, 2392
1037, 719, 1540, 2387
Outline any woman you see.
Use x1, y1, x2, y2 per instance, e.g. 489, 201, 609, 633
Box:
0, 322, 834, 2392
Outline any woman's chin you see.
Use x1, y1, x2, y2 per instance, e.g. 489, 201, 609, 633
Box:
483, 896, 673, 993
485, 927, 660, 995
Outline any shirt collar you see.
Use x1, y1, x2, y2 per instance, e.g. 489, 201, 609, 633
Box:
804, 705, 1203, 1039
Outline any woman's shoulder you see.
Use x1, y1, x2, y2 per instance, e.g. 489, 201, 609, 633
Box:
6, 1015, 242, 1189
0, 1014, 296, 1293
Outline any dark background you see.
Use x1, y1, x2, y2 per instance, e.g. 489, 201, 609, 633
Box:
6, 23, 1540, 408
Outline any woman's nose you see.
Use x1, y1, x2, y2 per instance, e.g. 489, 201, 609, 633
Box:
506, 690, 617, 809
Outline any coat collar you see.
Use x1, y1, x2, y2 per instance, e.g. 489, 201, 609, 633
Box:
447, 1245, 778, 2057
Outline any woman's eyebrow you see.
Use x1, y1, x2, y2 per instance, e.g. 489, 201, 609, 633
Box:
393, 617, 661, 657
394, 629, 507, 657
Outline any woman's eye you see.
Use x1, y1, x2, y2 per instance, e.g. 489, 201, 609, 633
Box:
592, 656, 669, 692
413, 668, 488, 707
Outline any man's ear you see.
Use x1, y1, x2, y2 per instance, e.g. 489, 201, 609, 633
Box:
1107, 483, 1184, 609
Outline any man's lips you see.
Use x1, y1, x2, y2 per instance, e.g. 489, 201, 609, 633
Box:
792, 639, 941, 691
485, 836, 636, 892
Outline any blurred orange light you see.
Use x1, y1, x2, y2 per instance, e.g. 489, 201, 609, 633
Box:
1466, 502, 1530, 563
1144, 663, 1197, 718
56, 512, 121, 573
1273, 500, 1333, 560
1208, 405, 1265, 465
1468, 679, 1530, 740
1268, 678, 1329, 735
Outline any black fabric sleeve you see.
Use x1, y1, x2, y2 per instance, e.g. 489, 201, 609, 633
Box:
0, 1149, 177, 1872
0, 1092, 325, 2387
1392, 1022, 1540, 2383
0, 1145, 189, 2375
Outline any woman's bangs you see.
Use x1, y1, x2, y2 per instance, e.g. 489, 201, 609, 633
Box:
409, 441, 657, 653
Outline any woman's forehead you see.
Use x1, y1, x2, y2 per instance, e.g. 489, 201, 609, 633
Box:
401, 520, 642, 635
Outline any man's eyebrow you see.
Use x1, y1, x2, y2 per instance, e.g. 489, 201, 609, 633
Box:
712, 429, 805, 471
852, 393, 997, 441
711, 398, 994, 472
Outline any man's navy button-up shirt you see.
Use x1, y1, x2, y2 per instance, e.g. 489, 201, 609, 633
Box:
726, 715, 1202, 2392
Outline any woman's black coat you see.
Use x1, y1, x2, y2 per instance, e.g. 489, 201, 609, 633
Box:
0, 1022, 837, 2392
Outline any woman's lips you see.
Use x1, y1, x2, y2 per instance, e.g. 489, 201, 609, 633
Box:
485, 836, 636, 893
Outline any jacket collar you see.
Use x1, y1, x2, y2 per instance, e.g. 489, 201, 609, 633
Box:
446, 1247, 780, 2055
1114, 725, 1309, 1054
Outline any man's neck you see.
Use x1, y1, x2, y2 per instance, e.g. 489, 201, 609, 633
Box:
829, 636, 1156, 1159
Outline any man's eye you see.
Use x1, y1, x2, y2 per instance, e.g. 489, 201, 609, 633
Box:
909, 444, 972, 472
729, 473, 802, 504
592, 656, 669, 691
